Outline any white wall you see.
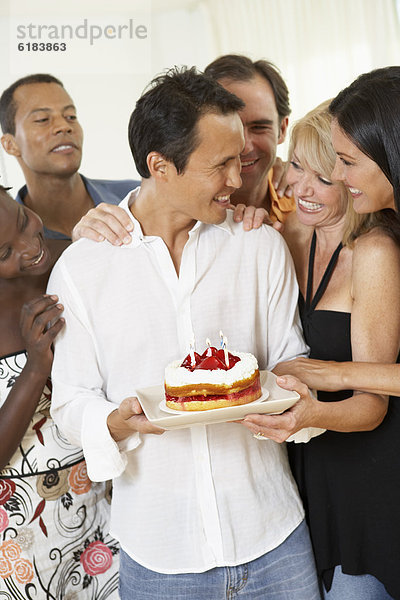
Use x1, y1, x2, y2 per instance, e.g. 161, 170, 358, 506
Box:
1, 0, 399, 194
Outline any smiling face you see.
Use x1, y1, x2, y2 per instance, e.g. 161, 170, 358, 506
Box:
160, 111, 244, 225
331, 119, 394, 213
218, 74, 288, 205
1, 82, 83, 179
0, 192, 51, 279
287, 147, 348, 229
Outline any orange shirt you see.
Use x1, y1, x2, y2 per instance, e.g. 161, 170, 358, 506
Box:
267, 169, 296, 223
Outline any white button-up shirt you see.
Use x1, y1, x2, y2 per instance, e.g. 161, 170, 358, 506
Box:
48, 189, 307, 574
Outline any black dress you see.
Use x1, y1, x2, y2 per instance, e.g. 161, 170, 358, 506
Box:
288, 231, 400, 598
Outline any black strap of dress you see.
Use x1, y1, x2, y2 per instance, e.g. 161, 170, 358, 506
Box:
305, 230, 343, 312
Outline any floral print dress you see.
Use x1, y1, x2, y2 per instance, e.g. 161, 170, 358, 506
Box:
0, 351, 120, 599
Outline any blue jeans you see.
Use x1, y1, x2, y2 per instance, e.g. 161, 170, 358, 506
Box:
323, 565, 394, 600
119, 520, 320, 599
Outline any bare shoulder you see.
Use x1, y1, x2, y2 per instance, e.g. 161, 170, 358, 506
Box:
352, 228, 400, 282
353, 228, 400, 263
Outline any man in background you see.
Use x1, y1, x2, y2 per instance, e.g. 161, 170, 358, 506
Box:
0, 73, 139, 242
204, 54, 294, 225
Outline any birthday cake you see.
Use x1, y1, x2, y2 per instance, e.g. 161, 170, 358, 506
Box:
164, 342, 261, 411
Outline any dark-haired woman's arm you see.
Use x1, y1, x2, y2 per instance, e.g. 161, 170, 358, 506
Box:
276, 232, 400, 398
277, 357, 400, 397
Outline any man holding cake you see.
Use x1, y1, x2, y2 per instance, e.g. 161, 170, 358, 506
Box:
48, 67, 319, 599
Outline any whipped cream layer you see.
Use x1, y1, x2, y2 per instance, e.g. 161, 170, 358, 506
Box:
165, 352, 258, 387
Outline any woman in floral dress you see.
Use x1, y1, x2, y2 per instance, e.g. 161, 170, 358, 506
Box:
0, 186, 119, 599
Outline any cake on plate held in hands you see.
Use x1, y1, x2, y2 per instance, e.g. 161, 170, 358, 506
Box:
164, 340, 261, 411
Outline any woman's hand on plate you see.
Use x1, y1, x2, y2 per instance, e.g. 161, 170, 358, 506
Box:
241, 375, 320, 442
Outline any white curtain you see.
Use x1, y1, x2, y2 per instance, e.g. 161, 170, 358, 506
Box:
198, 0, 400, 155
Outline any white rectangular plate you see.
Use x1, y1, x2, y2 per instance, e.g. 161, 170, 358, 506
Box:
136, 370, 299, 430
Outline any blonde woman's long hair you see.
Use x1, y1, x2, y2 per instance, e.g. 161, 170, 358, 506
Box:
288, 100, 380, 247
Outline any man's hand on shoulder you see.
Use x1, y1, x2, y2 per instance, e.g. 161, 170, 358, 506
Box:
271, 156, 292, 199
231, 203, 284, 233
72, 203, 134, 245
107, 397, 165, 442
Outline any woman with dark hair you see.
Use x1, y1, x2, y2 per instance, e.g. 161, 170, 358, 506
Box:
330, 66, 400, 213
0, 186, 119, 598
241, 99, 400, 599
